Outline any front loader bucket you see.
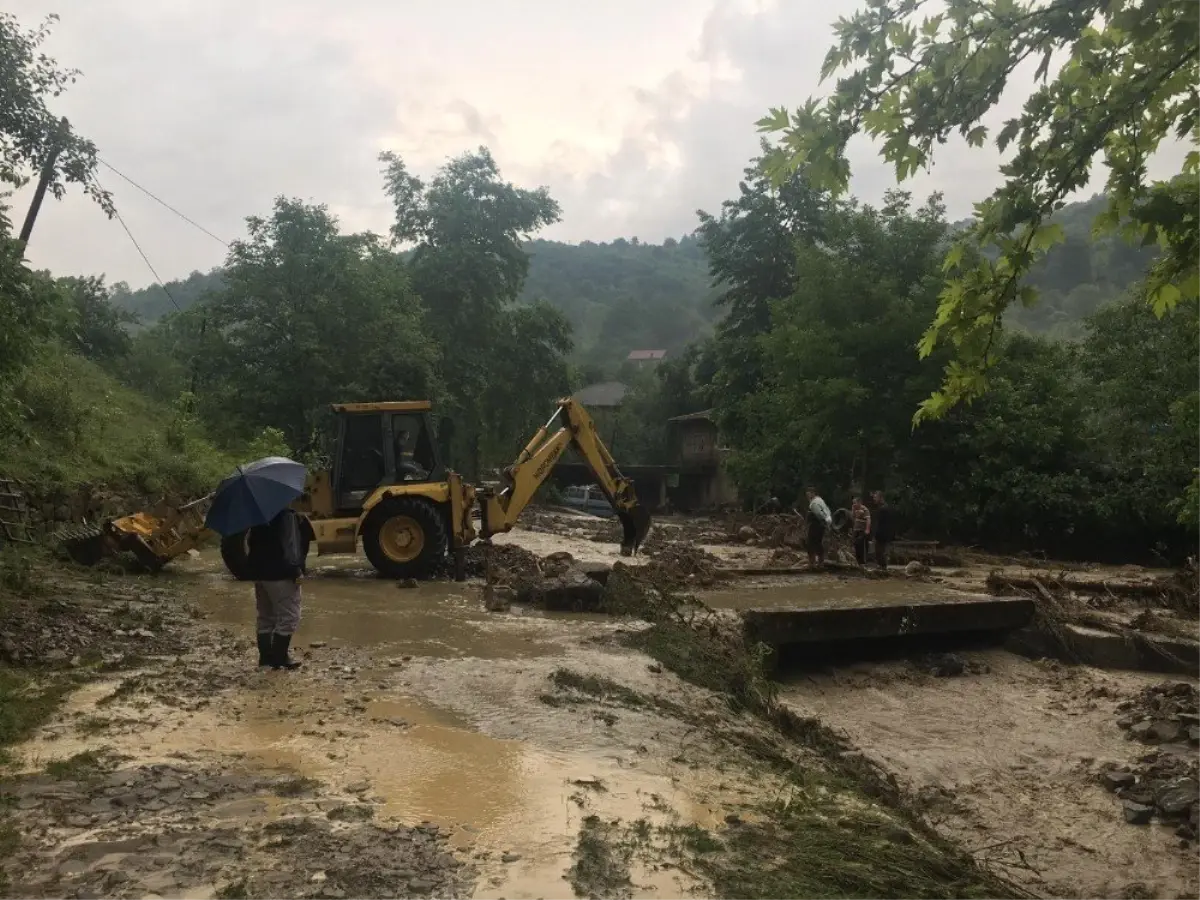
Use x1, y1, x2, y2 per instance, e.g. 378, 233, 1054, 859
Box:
617, 506, 652, 557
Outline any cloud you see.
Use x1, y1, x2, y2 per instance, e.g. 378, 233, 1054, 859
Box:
9, 0, 1190, 286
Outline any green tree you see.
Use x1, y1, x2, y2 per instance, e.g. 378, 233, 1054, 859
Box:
758, 0, 1198, 422
0, 12, 112, 215
197, 197, 438, 450
725, 192, 950, 503
56, 275, 139, 362
379, 147, 565, 474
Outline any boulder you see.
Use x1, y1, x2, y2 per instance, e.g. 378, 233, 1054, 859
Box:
1099, 769, 1137, 791
1122, 801, 1154, 825
1156, 778, 1199, 819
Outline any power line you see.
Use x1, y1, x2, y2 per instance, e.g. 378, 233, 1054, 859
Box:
106, 196, 182, 314
98, 157, 230, 248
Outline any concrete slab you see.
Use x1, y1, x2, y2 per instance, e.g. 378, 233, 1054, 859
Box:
741, 594, 1035, 648
1006, 623, 1200, 676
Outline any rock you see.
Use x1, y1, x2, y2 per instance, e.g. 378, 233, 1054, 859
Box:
541, 551, 576, 578
1189, 726, 1200, 745
1149, 720, 1186, 743
904, 560, 930, 576
311, 872, 327, 884
310, 641, 328, 649
1116, 715, 1137, 730
1156, 778, 1199, 819
397, 578, 419, 589
1100, 769, 1137, 791
408, 879, 434, 893
45, 648, 68, 663
501, 852, 521, 863
1129, 720, 1155, 741
346, 781, 370, 794
737, 526, 758, 541
1123, 801, 1155, 825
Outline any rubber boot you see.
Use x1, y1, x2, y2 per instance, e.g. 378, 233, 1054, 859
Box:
256, 633, 273, 667
271, 633, 302, 671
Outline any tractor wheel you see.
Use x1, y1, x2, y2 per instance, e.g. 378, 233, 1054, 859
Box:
361, 497, 447, 580
220, 531, 254, 580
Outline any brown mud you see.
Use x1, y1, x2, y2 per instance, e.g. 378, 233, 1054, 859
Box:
2, 507, 1197, 899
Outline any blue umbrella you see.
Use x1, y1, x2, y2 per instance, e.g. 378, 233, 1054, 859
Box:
205, 456, 308, 536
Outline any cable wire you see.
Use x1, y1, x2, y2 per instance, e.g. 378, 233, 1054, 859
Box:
98, 157, 229, 248
106, 196, 183, 314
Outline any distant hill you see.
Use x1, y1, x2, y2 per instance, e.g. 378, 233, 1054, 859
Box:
110, 195, 1155, 365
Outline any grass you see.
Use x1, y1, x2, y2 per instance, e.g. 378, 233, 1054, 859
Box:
0, 666, 76, 766
272, 776, 321, 798
546, 667, 687, 718
1, 348, 238, 495
44, 750, 109, 780
567, 815, 634, 899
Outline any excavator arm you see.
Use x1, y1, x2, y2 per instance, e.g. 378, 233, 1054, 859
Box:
476, 398, 652, 554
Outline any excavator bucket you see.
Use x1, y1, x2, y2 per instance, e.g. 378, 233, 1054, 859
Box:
617, 505, 652, 556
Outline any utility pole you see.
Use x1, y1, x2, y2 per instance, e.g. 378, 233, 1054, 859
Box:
18, 117, 69, 248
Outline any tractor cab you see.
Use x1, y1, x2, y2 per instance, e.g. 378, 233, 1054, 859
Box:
328, 401, 444, 515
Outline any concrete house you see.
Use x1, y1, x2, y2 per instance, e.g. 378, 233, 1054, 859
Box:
666, 410, 739, 511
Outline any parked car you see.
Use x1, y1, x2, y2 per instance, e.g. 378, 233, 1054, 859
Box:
562, 484, 615, 518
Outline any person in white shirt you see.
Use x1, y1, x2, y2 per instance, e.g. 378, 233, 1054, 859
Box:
805, 487, 833, 567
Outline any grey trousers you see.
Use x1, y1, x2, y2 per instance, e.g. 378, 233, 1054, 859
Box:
255, 580, 302, 635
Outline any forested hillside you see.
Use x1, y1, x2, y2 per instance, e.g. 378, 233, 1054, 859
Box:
110, 236, 720, 373
108, 193, 1148, 375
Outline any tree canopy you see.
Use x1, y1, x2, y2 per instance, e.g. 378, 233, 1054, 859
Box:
0, 12, 111, 217
757, 0, 1198, 423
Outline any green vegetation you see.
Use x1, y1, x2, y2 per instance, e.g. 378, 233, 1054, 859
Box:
758, 0, 1198, 424
1, 4, 1192, 566
0, 666, 75, 764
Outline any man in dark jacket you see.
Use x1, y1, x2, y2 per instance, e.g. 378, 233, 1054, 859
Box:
247, 508, 314, 670
870, 490, 895, 572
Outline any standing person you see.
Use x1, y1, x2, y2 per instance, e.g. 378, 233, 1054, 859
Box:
851, 496, 871, 565
247, 508, 314, 670
804, 487, 833, 567
870, 490, 895, 572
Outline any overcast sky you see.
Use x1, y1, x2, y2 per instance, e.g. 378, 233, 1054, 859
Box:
10, 0, 1186, 287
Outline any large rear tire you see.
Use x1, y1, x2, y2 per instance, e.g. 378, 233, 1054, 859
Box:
361, 497, 447, 579
220, 531, 254, 580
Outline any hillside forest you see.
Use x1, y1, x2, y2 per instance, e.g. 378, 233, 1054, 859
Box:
0, 10, 1195, 565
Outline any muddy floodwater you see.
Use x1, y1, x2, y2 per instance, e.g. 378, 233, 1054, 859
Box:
15, 545, 759, 899
7, 523, 1198, 900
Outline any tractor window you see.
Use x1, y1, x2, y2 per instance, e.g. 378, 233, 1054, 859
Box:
391, 413, 435, 480
340, 414, 385, 491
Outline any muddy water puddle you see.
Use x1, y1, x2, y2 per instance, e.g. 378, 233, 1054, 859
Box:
23, 549, 740, 898
169, 549, 592, 660
703, 574, 982, 610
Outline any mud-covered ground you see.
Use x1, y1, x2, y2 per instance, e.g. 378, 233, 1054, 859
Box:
1, 507, 1197, 899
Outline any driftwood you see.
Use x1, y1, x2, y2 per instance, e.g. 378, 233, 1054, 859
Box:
986, 572, 1164, 598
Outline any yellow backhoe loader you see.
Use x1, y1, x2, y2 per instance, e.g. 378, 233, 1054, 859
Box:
61, 397, 650, 579
220, 397, 651, 580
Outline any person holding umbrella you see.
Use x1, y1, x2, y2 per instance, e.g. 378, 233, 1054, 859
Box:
205, 457, 314, 670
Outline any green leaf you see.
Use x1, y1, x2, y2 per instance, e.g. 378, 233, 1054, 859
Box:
1029, 223, 1066, 252
941, 244, 965, 272
1149, 282, 1182, 316
965, 125, 988, 148
756, 107, 792, 134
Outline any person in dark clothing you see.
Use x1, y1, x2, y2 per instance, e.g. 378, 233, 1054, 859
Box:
870, 490, 895, 571
246, 508, 314, 670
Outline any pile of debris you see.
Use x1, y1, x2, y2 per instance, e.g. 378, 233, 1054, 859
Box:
641, 540, 723, 587
1101, 680, 1200, 839
1116, 681, 1200, 746
459, 543, 540, 583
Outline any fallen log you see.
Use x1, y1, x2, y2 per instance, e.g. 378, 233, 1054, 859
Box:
986, 573, 1164, 598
